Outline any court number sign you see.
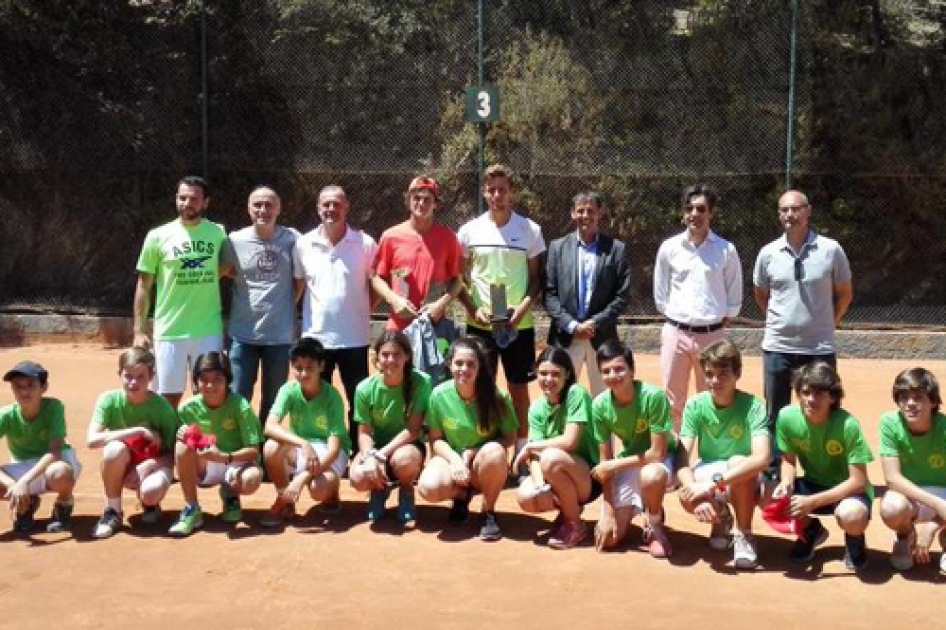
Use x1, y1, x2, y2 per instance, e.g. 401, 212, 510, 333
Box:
465, 86, 499, 123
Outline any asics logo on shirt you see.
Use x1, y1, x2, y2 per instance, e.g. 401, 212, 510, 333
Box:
181, 256, 212, 270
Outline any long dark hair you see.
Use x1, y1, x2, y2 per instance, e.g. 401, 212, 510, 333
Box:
448, 336, 504, 434
536, 346, 576, 404
373, 331, 416, 415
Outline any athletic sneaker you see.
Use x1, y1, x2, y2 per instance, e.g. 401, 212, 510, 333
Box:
709, 504, 734, 551
259, 497, 295, 528
479, 511, 502, 541
548, 520, 588, 550
790, 518, 829, 563
844, 534, 869, 571
397, 487, 416, 524
13, 495, 41, 534
646, 522, 673, 559
46, 501, 74, 533
367, 488, 389, 522
168, 504, 204, 537
890, 528, 916, 571
140, 505, 161, 525
448, 494, 471, 525
220, 486, 242, 523
92, 507, 123, 539
733, 532, 759, 570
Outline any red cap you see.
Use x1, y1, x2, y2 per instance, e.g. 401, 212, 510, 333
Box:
408, 176, 441, 198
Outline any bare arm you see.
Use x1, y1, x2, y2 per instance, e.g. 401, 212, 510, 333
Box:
753, 286, 770, 316
293, 278, 306, 304
833, 281, 853, 326
882, 455, 946, 521
133, 272, 155, 348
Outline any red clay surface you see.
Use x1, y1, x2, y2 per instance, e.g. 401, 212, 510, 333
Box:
1, 344, 945, 629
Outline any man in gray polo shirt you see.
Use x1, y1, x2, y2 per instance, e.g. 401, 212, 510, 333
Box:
753, 189, 853, 451
223, 186, 301, 422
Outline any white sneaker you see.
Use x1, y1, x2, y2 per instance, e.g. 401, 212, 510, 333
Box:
890, 529, 916, 571
709, 503, 734, 551
733, 532, 759, 570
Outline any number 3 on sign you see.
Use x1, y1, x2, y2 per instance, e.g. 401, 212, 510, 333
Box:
464, 86, 499, 123
477, 91, 491, 118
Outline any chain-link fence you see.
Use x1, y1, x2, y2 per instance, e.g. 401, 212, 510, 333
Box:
1, 1, 944, 326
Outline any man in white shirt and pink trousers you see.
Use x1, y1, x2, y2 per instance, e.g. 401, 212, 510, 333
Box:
653, 184, 743, 431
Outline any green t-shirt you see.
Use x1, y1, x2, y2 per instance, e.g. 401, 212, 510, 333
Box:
270, 380, 351, 454
592, 381, 676, 459
91, 390, 181, 454
680, 390, 768, 462
426, 380, 519, 451
353, 370, 431, 448
879, 411, 946, 487
528, 384, 599, 465
776, 405, 874, 493
136, 218, 227, 340
0, 398, 70, 461
178, 392, 261, 454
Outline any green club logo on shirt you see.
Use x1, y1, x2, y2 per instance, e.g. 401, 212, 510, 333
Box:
222, 418, 236, 431
443, 417, 458, 432
316, 415, 328, 431
729, 425, 743, 439
929, 454, 946, 469
825, 440, 843, 456
635, 418, 648, 434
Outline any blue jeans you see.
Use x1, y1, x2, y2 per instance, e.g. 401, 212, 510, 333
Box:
321, 346, 369, 454
229, 340, 292, 423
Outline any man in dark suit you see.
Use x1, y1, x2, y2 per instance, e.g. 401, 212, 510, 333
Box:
545, 192, 631, 395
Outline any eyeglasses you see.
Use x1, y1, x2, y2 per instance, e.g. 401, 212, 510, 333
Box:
794, 258, 804, 281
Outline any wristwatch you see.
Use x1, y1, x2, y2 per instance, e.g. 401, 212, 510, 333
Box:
712, 472, 727, 493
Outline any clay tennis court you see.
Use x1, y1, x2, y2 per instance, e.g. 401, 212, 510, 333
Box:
1, 344, 944, 629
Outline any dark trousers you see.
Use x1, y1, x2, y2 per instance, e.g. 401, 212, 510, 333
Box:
322, 346, 369, 455
763, 350, 837, 462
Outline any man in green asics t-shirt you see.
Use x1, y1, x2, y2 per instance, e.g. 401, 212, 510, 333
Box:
773, 362, 873, 571
134, 176, 231, 407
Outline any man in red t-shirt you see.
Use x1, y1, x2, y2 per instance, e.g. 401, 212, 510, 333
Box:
371, 176, 462, 331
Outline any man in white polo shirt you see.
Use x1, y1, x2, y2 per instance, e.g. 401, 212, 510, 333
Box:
753, 190, 852, 458
653, 184, 743, 430
294, 186, 378, 451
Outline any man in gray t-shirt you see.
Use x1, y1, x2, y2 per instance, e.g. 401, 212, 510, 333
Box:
753, 190, 853, 452
222, 186, 302, 422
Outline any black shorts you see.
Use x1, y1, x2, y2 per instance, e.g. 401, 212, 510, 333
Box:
466, 325, 536, 384
582, 478, 604, 506
794, 478, 873, 517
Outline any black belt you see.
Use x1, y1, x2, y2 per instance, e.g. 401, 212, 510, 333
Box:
666, 318, 724, 333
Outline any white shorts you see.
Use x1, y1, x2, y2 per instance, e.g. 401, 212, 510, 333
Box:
199, 461, 254, 488
291, 441, 349, 478
914, 487, 946, 523
609, 453, 676, 511
692, 460, 763, 501
154, 335, 223, 395
1, 449, 83, 495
